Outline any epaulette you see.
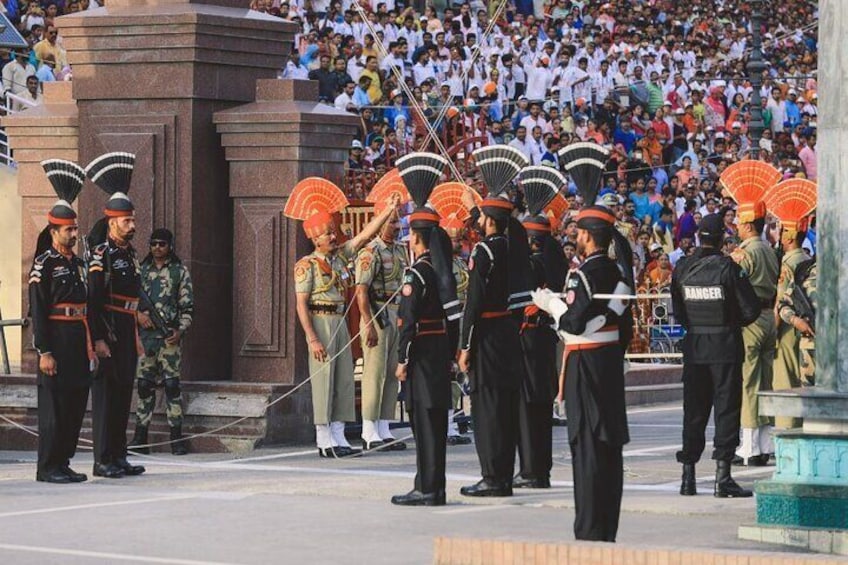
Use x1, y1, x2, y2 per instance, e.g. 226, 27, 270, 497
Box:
404, 266, 426, 286
34, 250, 53, 265
89, 243, 108, 272
92, 243, 108, 257
472, 241, 494, 261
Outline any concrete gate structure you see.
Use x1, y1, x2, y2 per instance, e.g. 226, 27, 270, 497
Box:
0, 0, 359, 450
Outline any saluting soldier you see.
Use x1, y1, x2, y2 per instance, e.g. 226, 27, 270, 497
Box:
458, 145, 531, 498
355, 206, 408, 451
778, 257, 817, 387
286, 178, 400, 458
86, 152, 146, 479
532, 205, 632, 542
765, 180, 816, 429
391, 152, 459, 506
29, 159, 92, 483
729, 200, 779, 466
514, 165, 569, 489
130, 228, 194, 456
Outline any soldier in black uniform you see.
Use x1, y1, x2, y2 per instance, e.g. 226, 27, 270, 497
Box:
532, 205, 631, 542
86, 152, 146, 479
391, 152, 460, 506
29, 159, 91, 483
515, 213, 567, 489
458, 195, 531, 498
671, 214, 761, 498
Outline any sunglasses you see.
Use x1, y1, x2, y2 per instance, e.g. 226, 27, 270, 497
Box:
150, 240, 169, 248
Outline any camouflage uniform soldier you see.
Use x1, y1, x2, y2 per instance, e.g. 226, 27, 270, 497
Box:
286, 178, 400, 458
778, 259, 816, 387
355, 213, 409, 451
130, 229, 194, 455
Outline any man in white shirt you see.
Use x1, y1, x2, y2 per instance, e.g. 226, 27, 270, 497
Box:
509, 125, 532, 161
526, 125, 547, 165
2, 51, 36, 96
413, 51, 436, 85
334, 81, 356, 112
524, 57, 552, 101
520, 102, 551, 134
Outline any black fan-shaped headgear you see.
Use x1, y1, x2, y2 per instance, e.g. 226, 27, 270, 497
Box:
395, 152, 450, 207
472, 145, 530, 197
41, 159, 85, 226
86, 152, 136, 215
557, 142, 610, 207
519, 165, 565, 216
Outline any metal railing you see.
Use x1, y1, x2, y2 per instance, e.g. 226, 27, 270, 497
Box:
0, 90, 39, 169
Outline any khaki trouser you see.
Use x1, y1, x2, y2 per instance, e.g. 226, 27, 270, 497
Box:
309, 313, 355, 425
773, 322, 802, 429
800, 344, 816, 386
740, 311, 777, 429
359, 305, 399, 421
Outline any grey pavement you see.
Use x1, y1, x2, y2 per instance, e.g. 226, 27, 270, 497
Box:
0, 402, 810, 564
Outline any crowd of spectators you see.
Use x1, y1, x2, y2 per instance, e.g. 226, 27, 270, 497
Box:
1, 0, 819, 288
260, 0, 819, 288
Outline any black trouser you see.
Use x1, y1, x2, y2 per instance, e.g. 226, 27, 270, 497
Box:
570, 432, 623, 542
37, 379, 89, 476
517, 399, 552, 479
471, 385, 519, 482
411, 407, 448, 494
92, 334, 138, 465
676, 362, 742, 464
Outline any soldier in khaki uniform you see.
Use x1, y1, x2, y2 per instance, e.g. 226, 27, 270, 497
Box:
778, 258, 816, 387
764, 180, 817, 429
286, 178, 400, 458
729, 200, 779, 465
355, 212, 408, 450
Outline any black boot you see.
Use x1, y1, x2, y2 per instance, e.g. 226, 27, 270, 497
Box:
170, 426, 188, 456
714, 460, 753, 498
130, 425, 150, 454
680, 463, 696, 496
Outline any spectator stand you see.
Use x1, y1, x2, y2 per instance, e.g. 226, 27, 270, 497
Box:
0, 12, 31, 168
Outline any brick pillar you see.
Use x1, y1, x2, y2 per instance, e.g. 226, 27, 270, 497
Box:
214, 79, 359, 441
1, 82, 79, 373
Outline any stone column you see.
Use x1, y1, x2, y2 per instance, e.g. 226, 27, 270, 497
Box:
1, 82, 79, 373
55, 0, 293, 380
743, 0, 848, 545
214, 79, 359, 441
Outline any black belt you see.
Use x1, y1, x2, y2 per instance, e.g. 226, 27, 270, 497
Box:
308, 303, 345, 315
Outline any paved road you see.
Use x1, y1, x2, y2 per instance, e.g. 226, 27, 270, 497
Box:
0, 402, 801, 564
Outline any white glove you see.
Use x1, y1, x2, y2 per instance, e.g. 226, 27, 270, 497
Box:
531, 288, 555, 313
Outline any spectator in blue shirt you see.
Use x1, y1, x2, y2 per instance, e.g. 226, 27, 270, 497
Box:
614, 119, 637, 154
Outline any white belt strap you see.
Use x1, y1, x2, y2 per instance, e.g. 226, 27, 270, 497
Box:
561, 329, 620, 346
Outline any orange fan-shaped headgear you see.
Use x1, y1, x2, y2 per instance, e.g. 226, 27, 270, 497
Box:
430, 182, 482, 231
763, 178, 817, 240
543, 192, 570, 231
719, 160, 782, 223
366, 168, 411, 213
284, 177, 349, 238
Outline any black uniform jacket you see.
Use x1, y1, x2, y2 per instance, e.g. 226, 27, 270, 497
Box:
88, 238, 141, 344
559, 251, 630, 447
28, 248, 92, 387
520, 253, 558, 403
460, 234, 525, 390
398, 253, 453, 410
671, 247, 761, 365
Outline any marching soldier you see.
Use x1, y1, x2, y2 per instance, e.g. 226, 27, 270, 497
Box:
286, 178, 400, 457
729, 200, 779, 466
29, 159, 92, 483
778, 256, 817, 386
355, 209, 408, 451
766, 180, 816, 428
514, 166, 569, 489
86, 152, 146, 479
532, 205, 631, 542
671, 214, 761, 498
458, 145, 531, 498
391, 152, 459, 506
130, 228, 194, 455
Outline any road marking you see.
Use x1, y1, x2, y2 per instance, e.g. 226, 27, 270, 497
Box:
0, 494, 196, 519
627, 405, 682, 415
219, 450, 318, 464
434, 505, 517, 515
622, 444, 681, 457
0, 543, 241, 564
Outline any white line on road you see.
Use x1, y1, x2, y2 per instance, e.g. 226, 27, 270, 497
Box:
218, 449, 319, 464
0, 543, 242, 565
434, 505, 518, 515
0, 494, 196, 519
627, 405, 682, 415
622, 444, 681, 457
